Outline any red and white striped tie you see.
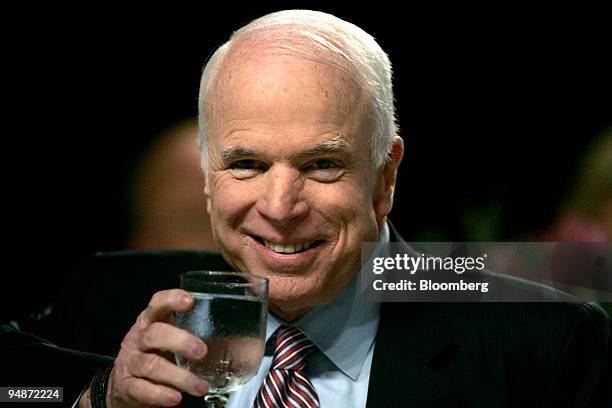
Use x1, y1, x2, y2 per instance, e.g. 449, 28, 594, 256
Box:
253, 325, 320, 408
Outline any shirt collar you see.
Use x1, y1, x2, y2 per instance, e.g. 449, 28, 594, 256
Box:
266, 223, 388, 380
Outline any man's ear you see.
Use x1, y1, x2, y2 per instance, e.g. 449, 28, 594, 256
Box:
373, 136, 404, 221
203, 173, 212, 215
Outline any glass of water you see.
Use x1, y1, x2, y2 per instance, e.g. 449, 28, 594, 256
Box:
175, 271, 268, 408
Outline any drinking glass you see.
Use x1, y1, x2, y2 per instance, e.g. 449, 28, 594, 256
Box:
175, 271, 268, 408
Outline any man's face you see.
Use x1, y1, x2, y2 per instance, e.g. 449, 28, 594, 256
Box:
204, 51, 398, 320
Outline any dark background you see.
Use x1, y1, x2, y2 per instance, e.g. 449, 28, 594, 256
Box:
3, 3, 610, 322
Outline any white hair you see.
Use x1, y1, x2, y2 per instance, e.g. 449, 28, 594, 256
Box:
197, 9, 398, 170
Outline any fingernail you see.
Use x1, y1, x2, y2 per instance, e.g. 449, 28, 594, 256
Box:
192, 341, 205, 358
195, 380, 208, 395
180, 294, 192, 306
168, 391, 182, 405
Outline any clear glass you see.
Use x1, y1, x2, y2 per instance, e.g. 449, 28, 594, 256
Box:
175, 271, 268, 407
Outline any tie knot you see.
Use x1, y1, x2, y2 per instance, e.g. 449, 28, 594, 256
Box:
271, 325, 315, 370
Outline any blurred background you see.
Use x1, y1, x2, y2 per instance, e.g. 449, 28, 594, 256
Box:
3, 3, 610, 321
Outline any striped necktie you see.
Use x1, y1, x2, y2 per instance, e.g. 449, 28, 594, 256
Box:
253, 325, 320, 408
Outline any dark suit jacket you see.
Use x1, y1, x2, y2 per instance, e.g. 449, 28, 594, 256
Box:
2, 230, 611, 407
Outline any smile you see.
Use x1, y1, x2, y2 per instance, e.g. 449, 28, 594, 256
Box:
263, 240, 313, 254
249, 235, 322, 255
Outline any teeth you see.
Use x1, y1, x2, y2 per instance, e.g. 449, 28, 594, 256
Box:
263, 240, 314, 254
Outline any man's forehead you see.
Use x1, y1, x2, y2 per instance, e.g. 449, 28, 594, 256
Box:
209, 60, 365, 137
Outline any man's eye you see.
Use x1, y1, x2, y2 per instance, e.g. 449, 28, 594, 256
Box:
231, 160, 261, 170
305, 159, 343, 182
228, 160, 265, 179
311, 159, 336, 170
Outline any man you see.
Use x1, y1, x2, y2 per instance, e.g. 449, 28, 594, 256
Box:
95, 9, 403, 407
2, 10, 610, 408
126, 119, 216, 251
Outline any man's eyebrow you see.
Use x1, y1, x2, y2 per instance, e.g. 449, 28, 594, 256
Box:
300, 136, 353, 157
220, 136, 353, 163
221, 147, 257, 163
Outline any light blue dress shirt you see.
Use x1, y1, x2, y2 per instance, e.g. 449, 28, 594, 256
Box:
226, 224, 388, 408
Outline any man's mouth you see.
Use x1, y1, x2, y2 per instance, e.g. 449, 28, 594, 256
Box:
250, 235, 321, 254
263, 240, 313, 254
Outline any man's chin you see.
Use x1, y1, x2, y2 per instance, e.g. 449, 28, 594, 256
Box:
265, 277, 323, 317
267, 295, 317, 322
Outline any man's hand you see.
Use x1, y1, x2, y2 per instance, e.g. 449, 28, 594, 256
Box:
80, 289, 209, 407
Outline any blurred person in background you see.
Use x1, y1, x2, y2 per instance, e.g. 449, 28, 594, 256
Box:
539, 129, 612, 315
541, 128, 612, 242
126, 119, 216, 250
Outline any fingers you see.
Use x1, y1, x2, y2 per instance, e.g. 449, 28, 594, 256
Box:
109, 289, 209, 407
137, 289, 194, 328
127, 352, 209, 398
138, 322, 206, 360
115, 376, 183, 407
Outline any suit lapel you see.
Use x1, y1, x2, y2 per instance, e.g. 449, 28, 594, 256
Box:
365, 224, 465, 407
366, 301, 464, 407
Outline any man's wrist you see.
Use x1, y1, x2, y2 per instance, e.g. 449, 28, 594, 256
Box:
77, 384, 92, 408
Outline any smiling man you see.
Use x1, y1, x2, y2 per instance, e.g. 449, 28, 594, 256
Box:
2, 9, 610, 408
188, 11, 406, 333
85, 10, 404, 407
202, 54, 400, 322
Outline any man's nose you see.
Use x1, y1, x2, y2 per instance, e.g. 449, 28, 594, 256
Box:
256, 165, 309, 224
